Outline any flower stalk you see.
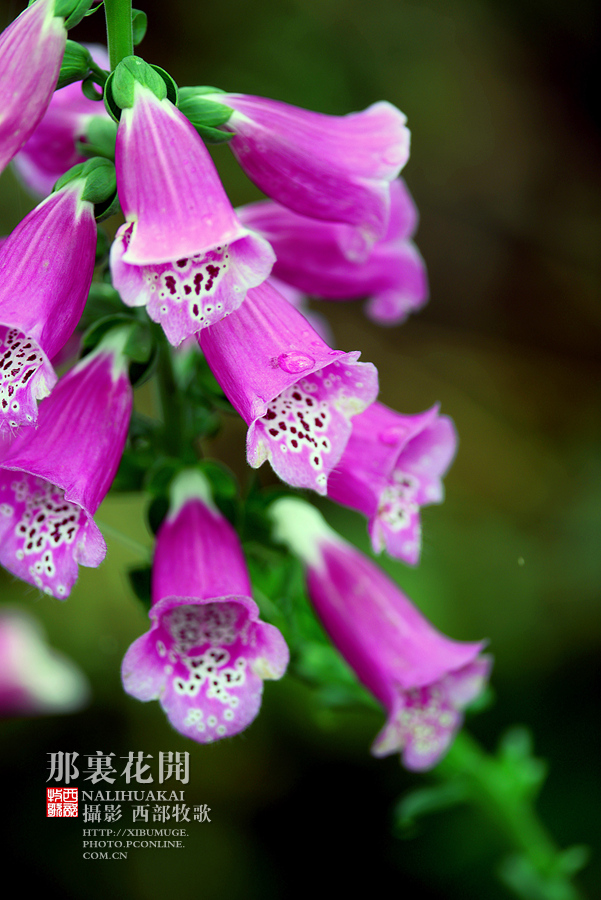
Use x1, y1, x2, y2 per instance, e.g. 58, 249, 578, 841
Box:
104, 0, 133, 71
432, 731, 586, 900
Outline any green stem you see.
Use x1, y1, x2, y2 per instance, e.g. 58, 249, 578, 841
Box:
96, 520, 149, 559
438, 731, 584, 899
104, 0, 133, 71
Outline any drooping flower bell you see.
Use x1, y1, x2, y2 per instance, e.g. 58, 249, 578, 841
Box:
0, 175, 97, 432
238, 179, 428, 325
328, 402, 457, 565
0, 607, 90, 717
270, 498, 491, 771
109, 60, 275, 346
0, 326, 133, 599
202, 90, 410, 251
0, 0, 67, 176
121, 469, 289, 743
199, 280, 378, 494
13, 44, 113, 198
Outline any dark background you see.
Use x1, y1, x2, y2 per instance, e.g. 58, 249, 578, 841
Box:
1, 0, 600, 896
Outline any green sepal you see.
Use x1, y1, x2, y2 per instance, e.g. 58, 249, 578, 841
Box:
113, 56, 166, 109
76, 117, 118, 162
54, 158, 116, 218
81, 75, 104, 102
191, 125, 233, 145
103, 72, 121, 122
131, 9, 148, 46
145, 459, 187, 500
147, 495, 170, 536
104, 58, 178, 121
54, 161, 85, 192
81, 315, 157, 384
177, 89, 233, 126
82, 283, 125, 327
128, 345, 159, 388
197, 460, 238, 501
180, 85, 225, 96
128, 565, 152, 609
79, 158, 116, 204
81, 314, 138, 352
54, 0, 98, 29
124, 322, 154, 364
56, 40, 91, 89
177, 88, 233, 142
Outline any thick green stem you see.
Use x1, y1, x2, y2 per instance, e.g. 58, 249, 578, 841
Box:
438, 731, 584, 899
104, 0, 133, 71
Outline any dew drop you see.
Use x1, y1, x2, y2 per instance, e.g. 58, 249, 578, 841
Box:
277, 351, 315, 374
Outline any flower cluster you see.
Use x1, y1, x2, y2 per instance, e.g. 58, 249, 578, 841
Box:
0, 4, 489, 769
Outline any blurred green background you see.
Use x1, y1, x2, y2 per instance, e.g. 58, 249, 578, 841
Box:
1, 0, 600, 896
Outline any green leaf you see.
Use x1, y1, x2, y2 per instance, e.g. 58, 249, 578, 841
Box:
393, 782, 468, 835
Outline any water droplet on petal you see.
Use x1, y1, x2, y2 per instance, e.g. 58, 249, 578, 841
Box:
277, 351, 315, 374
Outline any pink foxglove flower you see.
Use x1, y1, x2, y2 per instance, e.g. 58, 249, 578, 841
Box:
271, 498, 490, 771
328, 402, 457, 565
0, 328, 133, 598
13, 44, 112, 198
267, 276, 334, 346
0, 607, 89, 717
207, 91, 410, 249
238, 179, 428, 325
199, 281, 378, 494
122, 469, 289, 743
110, 84, 275, 346
0, 0, 66, 175
0, 181, 96, 432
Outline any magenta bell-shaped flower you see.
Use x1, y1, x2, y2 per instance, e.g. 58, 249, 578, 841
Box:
328, 402, 458, 565
110, 84, 275, 346
0, 180, 97, 432
0, 328, 133, 598
199, 280, 379, 494
207, 91, 410, 250
0, 0, 67, 176
13, 44, 112, 198
270, 498, 491, 771
122, 469, 289, 744
238, 179, 428, 325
